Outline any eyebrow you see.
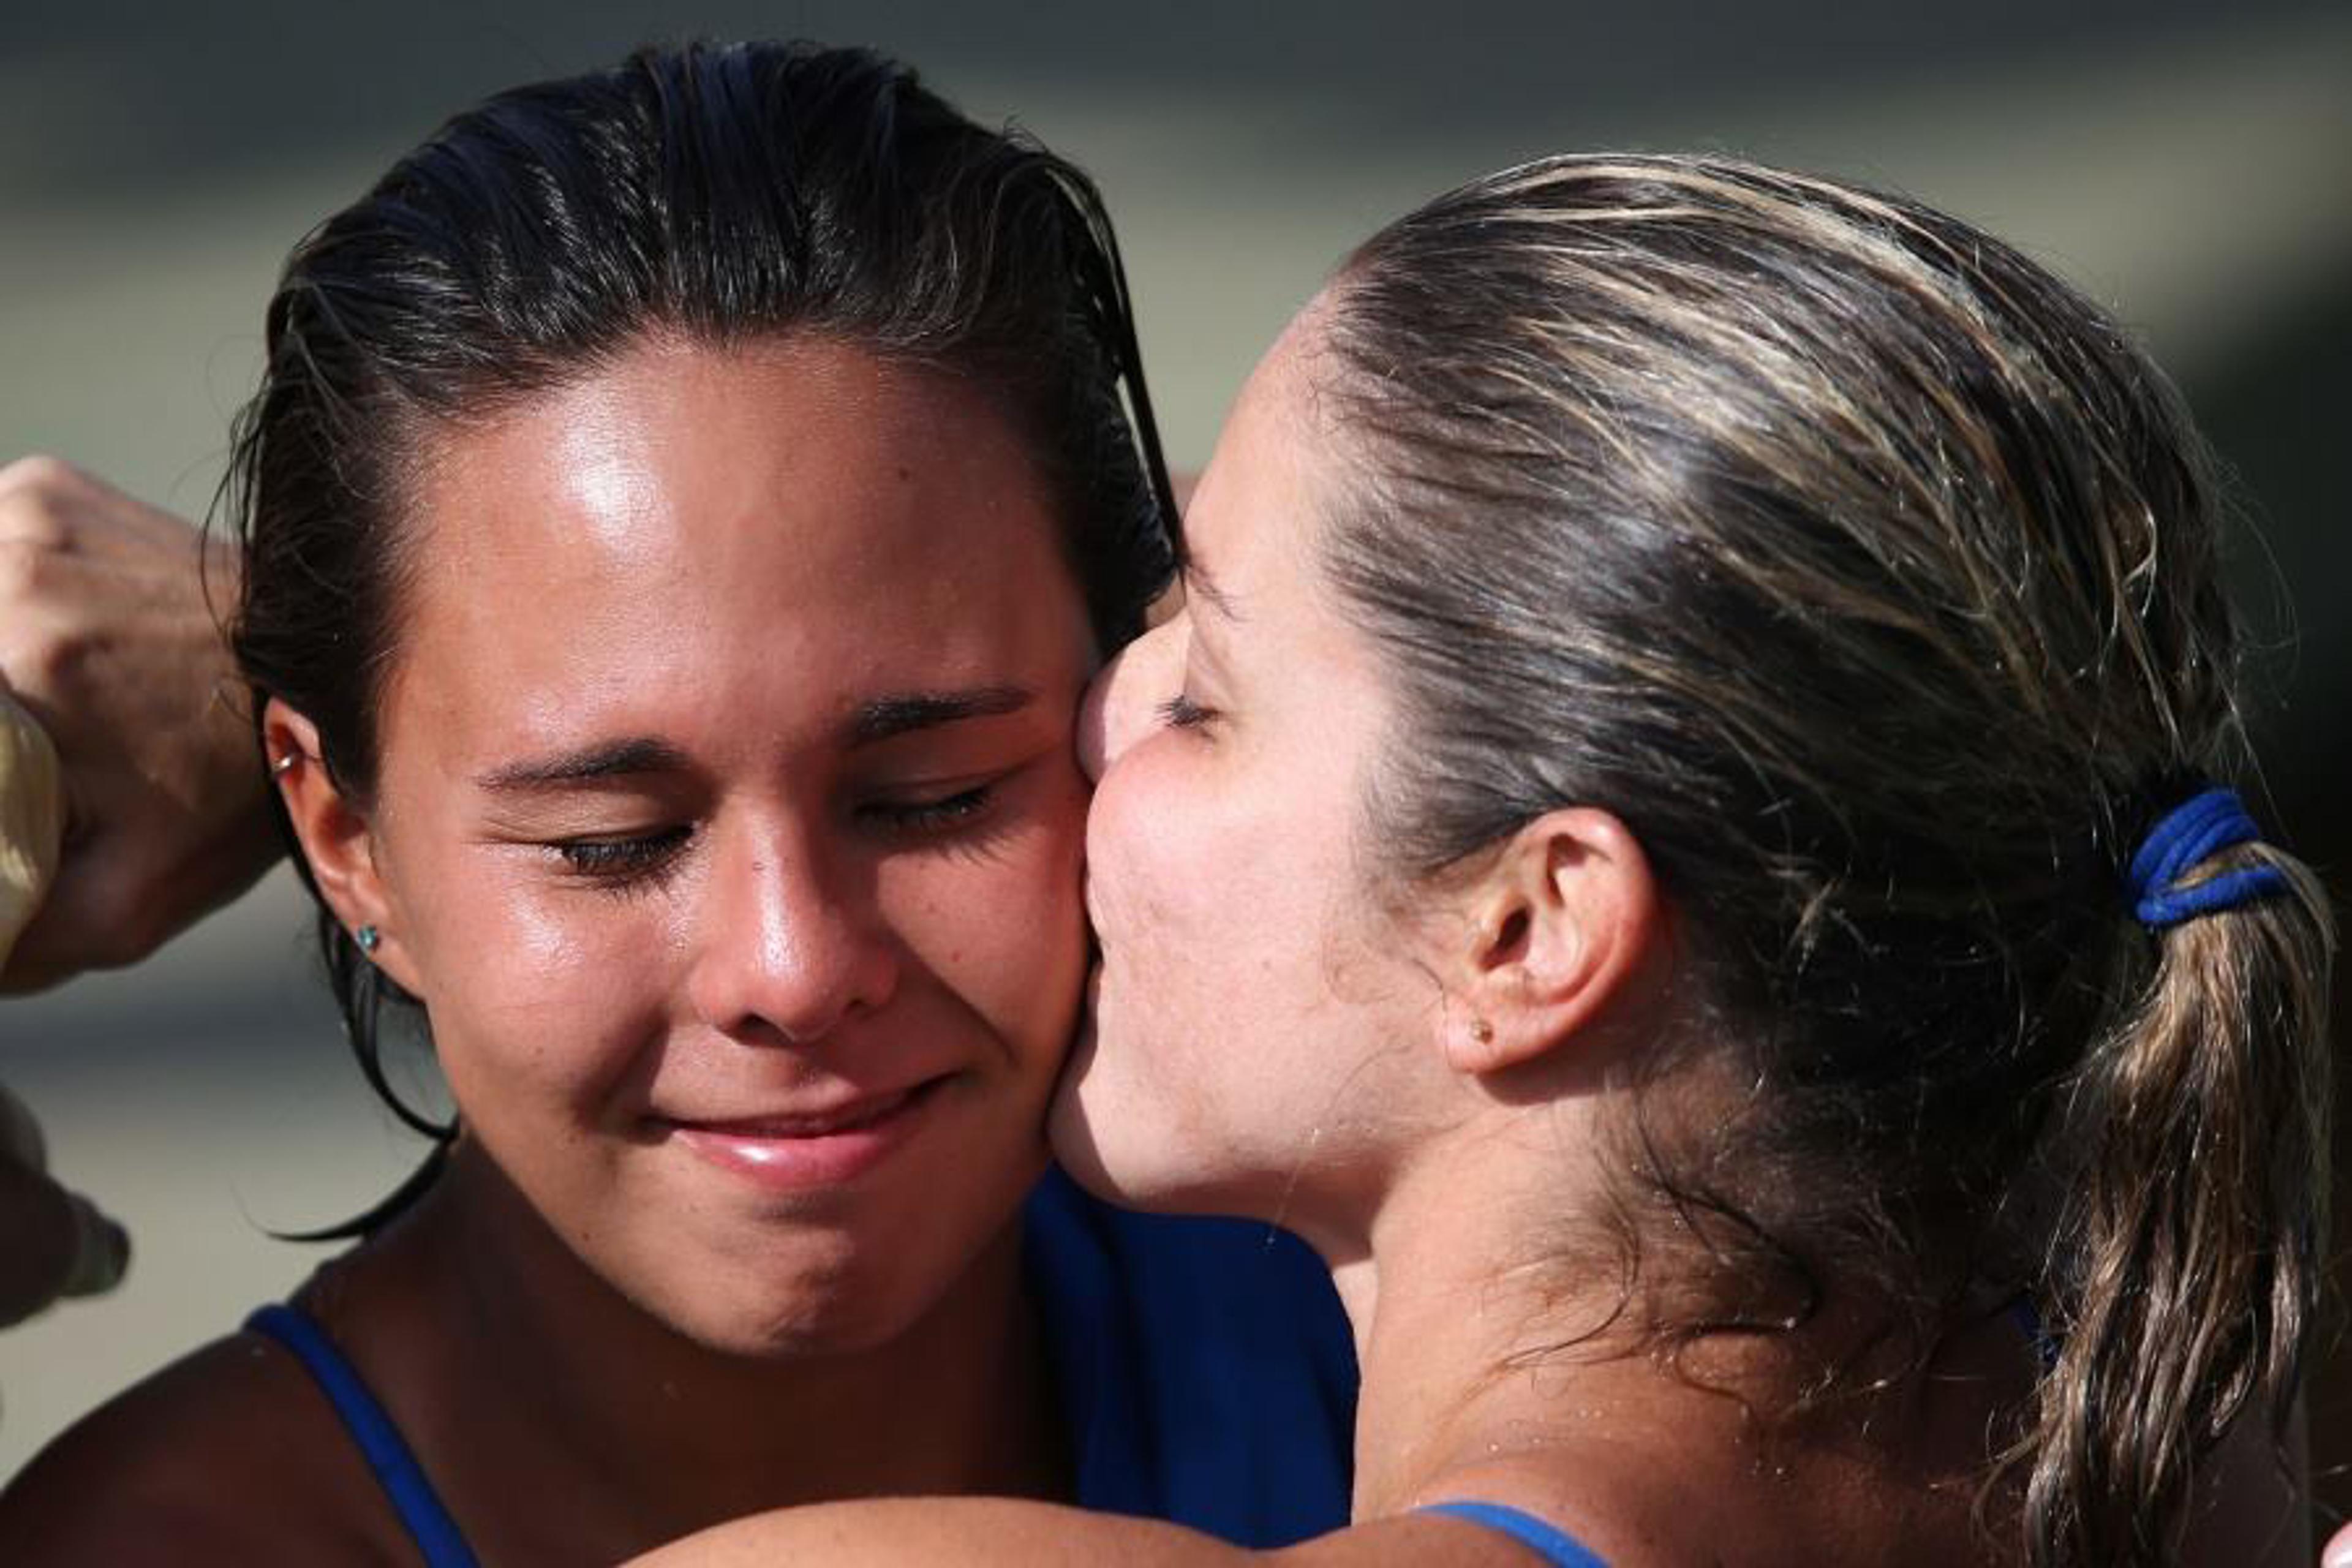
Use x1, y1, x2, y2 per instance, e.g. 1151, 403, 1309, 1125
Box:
472, 686, 1038, 793
846, 685, 1036, 744
475, 737, 690, 793
1182, 560, 1242, 622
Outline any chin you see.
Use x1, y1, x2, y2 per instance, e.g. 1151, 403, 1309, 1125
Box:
1045, 1030, 1156, 1205
624, 1265, 853, 1357
1049, 987, 1257, 1217
1046, 1061, 1208, 1218
1044, 1026, 1121, 1197
637, 1248, 946, 1360
602, 1177, 1026, 1362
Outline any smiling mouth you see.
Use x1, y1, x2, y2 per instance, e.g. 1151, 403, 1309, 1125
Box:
675, 1087, 921, 1139
663, 1079, 946, 1190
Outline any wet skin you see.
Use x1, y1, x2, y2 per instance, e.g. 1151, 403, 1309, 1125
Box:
311, 333, 1103, 1357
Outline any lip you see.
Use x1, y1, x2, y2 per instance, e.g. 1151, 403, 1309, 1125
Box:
662, 1080, 943, 1192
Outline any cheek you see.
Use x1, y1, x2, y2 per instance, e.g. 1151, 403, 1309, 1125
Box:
1084, 733, 1376, 1110
1087, 741, 1245, 973
1064, 741, 1299, 1205
884, 762, 1091, 1065
379, 826, 678, 1125
1079, 741, 1264, 1148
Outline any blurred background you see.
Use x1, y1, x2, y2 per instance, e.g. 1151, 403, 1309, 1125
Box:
4, 0, 2348, 1521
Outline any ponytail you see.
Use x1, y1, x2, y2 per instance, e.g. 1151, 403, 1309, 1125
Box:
1316, 155, 2334, 1567
2027, 834, 2333, 1566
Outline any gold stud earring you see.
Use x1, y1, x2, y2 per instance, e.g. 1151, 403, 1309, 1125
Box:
1469, 1018, 1494, 1044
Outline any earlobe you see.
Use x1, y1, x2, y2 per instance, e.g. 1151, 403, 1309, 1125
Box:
1440, 808, 1661, 1079
263, 699, 416, 992
1442, 1003, 1514, 1075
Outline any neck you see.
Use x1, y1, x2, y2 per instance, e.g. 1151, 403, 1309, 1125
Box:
311, 1142, 1062, 1558
1327, 1124, 1628, 1520
1326, 1108, 2030, 1552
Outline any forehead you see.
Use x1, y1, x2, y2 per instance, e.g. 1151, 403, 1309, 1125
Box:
1185, 312, 1342, 606
410, 334, 1046, 585
378, 335, 1085, 757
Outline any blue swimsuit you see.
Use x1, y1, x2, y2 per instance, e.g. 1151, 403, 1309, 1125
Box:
246, 1304, 475, 1566
1425, 1501, 1608, 1566
248, 1167, 1357, 1564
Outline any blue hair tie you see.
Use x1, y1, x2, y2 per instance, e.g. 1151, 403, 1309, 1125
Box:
2127, 787, 2290, 929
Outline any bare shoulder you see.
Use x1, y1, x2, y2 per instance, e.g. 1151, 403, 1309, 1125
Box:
1393, 1430, 2014, 1568
631, 1498, 1254, 1568
0, 1327, 404, 1566
630, 1498, 1562, 1568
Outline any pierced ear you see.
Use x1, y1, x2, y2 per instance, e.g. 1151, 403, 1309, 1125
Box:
1440, 807, 1661, 1077
263, 699, 418, 994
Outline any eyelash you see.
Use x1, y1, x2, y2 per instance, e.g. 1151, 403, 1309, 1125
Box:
548, 784, 1003, 891
1158, 693, 1218, 731
862, 783, 997, 835
552, 827, 693, 891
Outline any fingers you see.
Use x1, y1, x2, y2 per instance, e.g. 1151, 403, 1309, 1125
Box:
0, 832, 178, 992
0, 455, 219, 563
0, 1085, 130, 1327
0, 1164, 133, 1327
0, 454, 276, 990
0, 456, 88, 549
0, 691, 66, 992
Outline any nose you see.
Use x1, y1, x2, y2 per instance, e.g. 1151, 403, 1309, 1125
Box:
685, 820, 899, 1047
1077, 617, 1186, 784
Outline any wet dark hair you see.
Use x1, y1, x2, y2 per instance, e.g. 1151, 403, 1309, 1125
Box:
1319, 156, 2330, 1567
223, 40, 1176, 1231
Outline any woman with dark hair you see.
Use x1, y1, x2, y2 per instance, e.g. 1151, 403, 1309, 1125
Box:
0, 41, 1354, 1565
634, 156, 2331, 1566
0, 72, 2323, 1567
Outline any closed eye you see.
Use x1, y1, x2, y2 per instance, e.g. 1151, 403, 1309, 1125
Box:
549, 826, 694, 891
860, 782, 1000, 837
1158, 693, 1217, 730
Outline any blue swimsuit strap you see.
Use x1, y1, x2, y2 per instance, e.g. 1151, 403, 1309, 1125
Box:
244, 1304, 480, 1568
1423, 1501, 1609, 1567
1425, 1296, 2057, 1568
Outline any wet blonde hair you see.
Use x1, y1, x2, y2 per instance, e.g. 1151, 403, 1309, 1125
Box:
1319, 154, 2331, 1567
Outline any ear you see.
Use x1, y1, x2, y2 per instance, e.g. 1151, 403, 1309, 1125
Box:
263, 698, 421, 996
1439, 807, 1662, 1077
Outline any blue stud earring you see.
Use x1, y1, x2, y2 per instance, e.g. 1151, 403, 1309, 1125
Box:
355, 925, 382, 956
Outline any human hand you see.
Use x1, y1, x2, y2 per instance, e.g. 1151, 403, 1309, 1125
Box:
2323, 1518, 2352, 1568
0, 457, 277, 992
0, 693, 130, 1321
0, 1083, 129, 1325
